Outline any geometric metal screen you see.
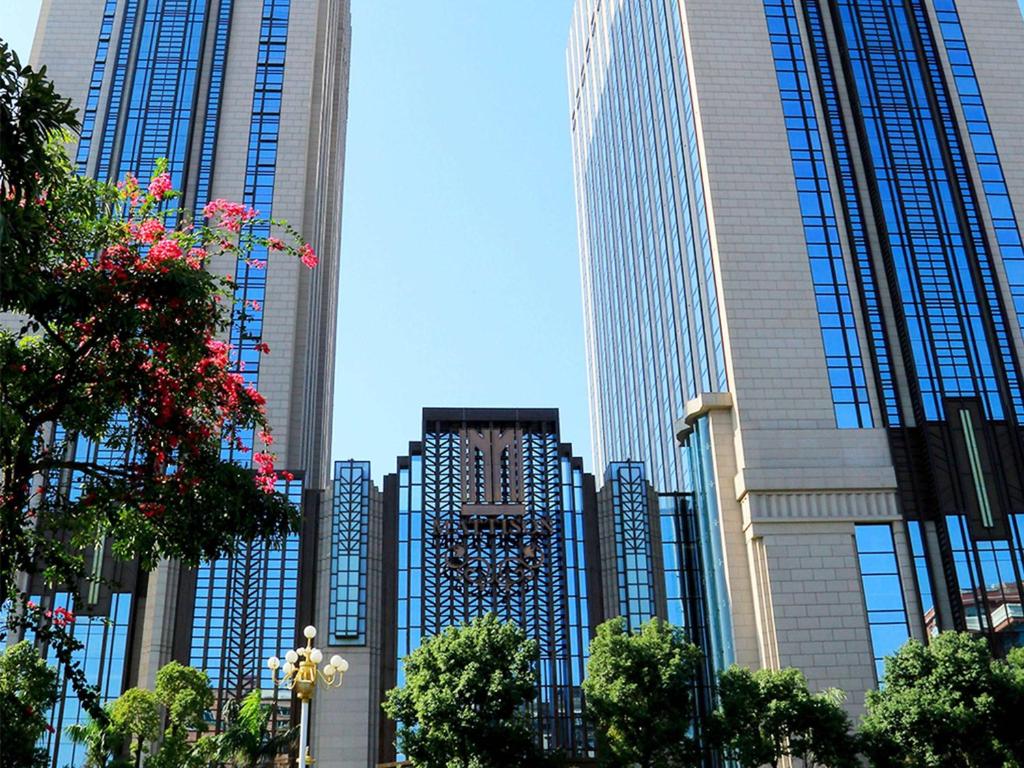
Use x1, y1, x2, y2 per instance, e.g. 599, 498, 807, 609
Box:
189, 475, 303, 729
331, 460, 370, 645
397, 415, 594, 758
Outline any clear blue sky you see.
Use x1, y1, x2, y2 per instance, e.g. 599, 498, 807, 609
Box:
331, 1, 589, 480
2, 0, 592, 482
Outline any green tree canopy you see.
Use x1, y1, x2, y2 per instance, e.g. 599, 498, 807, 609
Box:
382, 613, 544, 768
110, 688, 161, 767
860, 632, 1024, 768
582, 617, 703, 768
709, 665, 857, 768
0, 640, 58, 768
66, 661, 219, 768
147, 661, 216, 768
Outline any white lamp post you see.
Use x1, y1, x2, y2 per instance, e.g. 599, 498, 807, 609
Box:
267, 625, 349, 766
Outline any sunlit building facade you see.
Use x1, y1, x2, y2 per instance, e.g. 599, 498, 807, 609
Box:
16, 1, 351, 765
568, 0, 1024, 714
326, 408, 714, 764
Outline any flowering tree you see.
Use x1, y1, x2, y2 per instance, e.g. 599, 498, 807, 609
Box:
1, 44, 317, 714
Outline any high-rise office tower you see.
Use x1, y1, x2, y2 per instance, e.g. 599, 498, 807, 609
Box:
19, 2, 351, 766
568, 0, 1024, 712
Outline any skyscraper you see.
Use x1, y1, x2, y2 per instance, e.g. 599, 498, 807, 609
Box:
20, 1, 351, 765
568, 0, 1024, 712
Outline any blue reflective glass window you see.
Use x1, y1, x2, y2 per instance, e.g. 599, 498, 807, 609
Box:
929, 0, 1024, 419
906, 521, 937, 634
189, 475, 302, 726
762, 0, 873, 428
855, 524, 911, 681
944, 515, 1024, 650
33, 593, 131, 768
192, 0, 234, 219
219, 0, 292, 440
114, 0, 210, 190
572, 0, 728, 490
831, 0, 1021, 421
684, 418, 734, 673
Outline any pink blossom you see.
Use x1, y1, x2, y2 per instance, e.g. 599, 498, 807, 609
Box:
244, 385, 267, 407
299, 243, 318, 269
267, 237, 285, 251
137, 219, 165, 244
203, 199, 243, 219
248, 259, 266, 270
255, 473, 277, 493
202, 199, 258, 231
254, 342, 271, 354
253, 451, 275, 472
148, 238, 182, 266
148, 172, 172, 200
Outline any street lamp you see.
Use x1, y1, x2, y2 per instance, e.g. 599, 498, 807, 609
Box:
267, 625, 349, 766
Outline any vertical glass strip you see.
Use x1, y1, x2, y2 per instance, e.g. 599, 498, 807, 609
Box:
802, 0, 900, 426
917, 0, 1024, 420
906, 520, 936, 634
75, 0, 119, 172
607, 462, 656, 626
762, 0, 873, 428
189, 476, 302, 727
834, 0, 1007, 420
96, 0, 140, 182
330, 460, 370, 645
115, 0, 210, 187
192, 0, 234, 218
560, 459, 593, 753
685, 418, 734, 673
222, 0, 291, 460
855, 524, 911, 681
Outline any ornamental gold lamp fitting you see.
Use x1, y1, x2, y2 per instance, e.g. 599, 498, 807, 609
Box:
267, 625, 349, 767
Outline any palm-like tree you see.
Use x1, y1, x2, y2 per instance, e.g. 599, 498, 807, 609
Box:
65, 713, 129, 768
212, 691, 297, 768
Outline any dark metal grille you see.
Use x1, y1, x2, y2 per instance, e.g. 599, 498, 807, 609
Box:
403, 422, 590, 757
189, 475, 302, 730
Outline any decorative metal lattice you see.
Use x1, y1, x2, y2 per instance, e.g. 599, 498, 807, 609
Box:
415, 420, 580, 754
